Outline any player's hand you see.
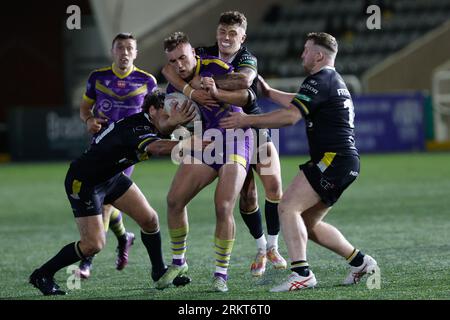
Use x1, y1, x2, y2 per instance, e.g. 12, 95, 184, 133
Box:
169, 100, 197, 126
191, 89, 219, 109
257, 74, 271, 98
86, 117, 107, 134
189, 75, 203, 90
202, 77, 219, 99
219, 111, 248, 129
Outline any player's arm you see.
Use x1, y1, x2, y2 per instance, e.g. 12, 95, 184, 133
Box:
80, 98, 107, 134
212, 67, 256, 90
161, 64, 187, 93
146, 140, 179, 156
220, 104, 302, 129
258, 74, 296, 108
162, 64, 218, 107
146, 136, 209, 156
202, 77, 249, 106
80, 72, 107, 134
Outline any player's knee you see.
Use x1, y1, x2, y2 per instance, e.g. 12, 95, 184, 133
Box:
82, 237, 105, 256
140, 212, 159, 233
278, 201, 295, 218
239, 190, 257, 212
307, 228, 318, 242
304, 214, 320, 232
167, 193, 182, 212
216, 201, 234, 219
264, 180, 282, 201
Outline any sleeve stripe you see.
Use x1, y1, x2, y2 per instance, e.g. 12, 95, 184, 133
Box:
138, 137, 159, 151
237, 63, 257, 71
135, 67, 158, 84
202, 58, 231, 70
83, 94, 95, 104
292, 97, 310, 115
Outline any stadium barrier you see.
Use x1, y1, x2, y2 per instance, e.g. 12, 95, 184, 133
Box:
259, 92, 426, 155
7, 93, 427, 161
8, 107, 90, 161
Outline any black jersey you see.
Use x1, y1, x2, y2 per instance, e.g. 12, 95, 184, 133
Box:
196, 44, 261, 114
70, 112, 161, 185
291, 67, 359, 162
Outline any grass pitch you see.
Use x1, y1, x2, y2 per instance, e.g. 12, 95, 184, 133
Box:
0, 153, 449, 300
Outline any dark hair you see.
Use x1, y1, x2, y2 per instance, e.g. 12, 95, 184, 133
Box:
219, 11, 247, 31
164, 32, 190, 52
112, 33, 136, 48
142, 90, 165, 113
306, 32, 338, 53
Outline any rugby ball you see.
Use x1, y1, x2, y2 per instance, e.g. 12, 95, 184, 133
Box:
164, 92, 202, 130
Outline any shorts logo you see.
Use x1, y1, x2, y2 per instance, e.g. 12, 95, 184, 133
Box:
349, 171, 359, 177
84, 200, 94, 210
320, 177, 334, 191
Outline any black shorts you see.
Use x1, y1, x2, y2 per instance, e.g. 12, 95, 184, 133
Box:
64, 171, 133, 218
300, 154, 360, 207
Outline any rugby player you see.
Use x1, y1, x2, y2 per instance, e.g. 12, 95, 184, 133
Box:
155, 32, 252, 292
78, 33, 158, 278
162, 11, 286, 278
220, 32, 378, 292
29, 91, 196, 295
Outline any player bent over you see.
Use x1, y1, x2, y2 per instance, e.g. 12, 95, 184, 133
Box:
29, 91, 197, 295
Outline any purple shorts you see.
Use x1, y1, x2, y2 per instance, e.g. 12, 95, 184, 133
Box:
192, 127, 253, 172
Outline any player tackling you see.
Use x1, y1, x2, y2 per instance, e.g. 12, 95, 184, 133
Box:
29, 91, 196, 295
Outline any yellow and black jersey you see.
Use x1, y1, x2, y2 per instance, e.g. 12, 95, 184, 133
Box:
291, 67, 359, 162
69, 112, 161, 185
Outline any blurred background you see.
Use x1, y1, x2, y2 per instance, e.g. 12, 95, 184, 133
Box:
2, 0, 450, 161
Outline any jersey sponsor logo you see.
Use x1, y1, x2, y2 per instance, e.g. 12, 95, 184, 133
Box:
133, 125, 152, 132
99, 99, 113, 112
301, 83, 319, 95
129, 82, 144, 87
337, 88, 350, 96
240, 59, 256, 66
117, 80, 126, 88
297, 93, 312, 102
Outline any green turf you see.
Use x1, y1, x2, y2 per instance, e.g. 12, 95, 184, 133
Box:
0, 153, 449, 300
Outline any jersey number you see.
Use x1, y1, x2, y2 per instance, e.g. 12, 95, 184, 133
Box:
344, 99, 355, 128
